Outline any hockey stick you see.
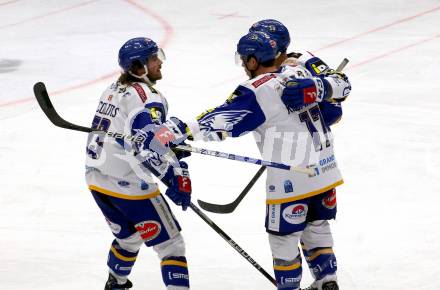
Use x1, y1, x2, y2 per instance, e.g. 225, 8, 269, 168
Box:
336, 58, 349, 71
33, 82, 277, 287
197, 166, 266, 213
196, 58, 350, 214
175, 145, 315, 175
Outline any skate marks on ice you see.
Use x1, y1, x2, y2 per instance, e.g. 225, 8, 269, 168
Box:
0, 58, 21, 73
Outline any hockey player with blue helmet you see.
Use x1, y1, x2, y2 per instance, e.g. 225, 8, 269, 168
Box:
251, 19, 350, 128
182, 29, 352, 290
86, 37, 191, 290
249, 20, 351, 290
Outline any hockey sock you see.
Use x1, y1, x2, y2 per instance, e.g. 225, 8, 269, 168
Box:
160, 256, 190, 288
107, 239, 138, 277
273, 256, 302, 290
302, 247, 337, 280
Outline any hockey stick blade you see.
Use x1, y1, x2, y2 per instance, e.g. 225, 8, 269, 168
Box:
197, 166, 266, 213
33, 82, 94, 133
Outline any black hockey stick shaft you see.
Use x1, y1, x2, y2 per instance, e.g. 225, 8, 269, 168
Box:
197, 166, 266, 213
189, 203, 276, 285
33, 82, 277, 287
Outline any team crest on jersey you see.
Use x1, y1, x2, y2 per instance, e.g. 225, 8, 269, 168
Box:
199, 110, 251, 132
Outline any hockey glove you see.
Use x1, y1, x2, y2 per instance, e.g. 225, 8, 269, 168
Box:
281, 77, 327, 111
153, 116, 189, 148
321, 69, 351, 103
164, 161, 192, 211
297, 52, 330, 76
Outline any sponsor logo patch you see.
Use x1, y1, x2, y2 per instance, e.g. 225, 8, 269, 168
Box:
140, 181, 149, 191
310, 59, 329, 75
303, 86, 317, 103
322, 189, 337, 209
135, 220, 161, 241
252, 74, 276, 88
118, 180, 130, 187
282, 204, 308, 224
269, 185, 276, 192
131, 83, 148, 103
177, 176, 191, 193
155, 127, 176, 145
283, 180, 293, 193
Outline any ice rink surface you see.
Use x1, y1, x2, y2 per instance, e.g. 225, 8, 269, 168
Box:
1, 0, 440, 289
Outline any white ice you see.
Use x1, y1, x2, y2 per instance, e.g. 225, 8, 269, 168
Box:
1, 0, 440, 289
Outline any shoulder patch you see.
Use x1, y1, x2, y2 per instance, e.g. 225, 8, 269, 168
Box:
251, 74, 276, 88
131, 83, 148, 103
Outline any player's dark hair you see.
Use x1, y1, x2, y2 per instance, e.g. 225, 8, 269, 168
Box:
260, 59, 275, 67
248, 55, 275, 67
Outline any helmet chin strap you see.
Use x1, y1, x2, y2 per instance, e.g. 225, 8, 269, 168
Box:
128, 65, 155, 86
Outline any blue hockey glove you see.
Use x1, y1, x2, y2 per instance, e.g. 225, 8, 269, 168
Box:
281, 77, 325, 111
297, 52, 330, 76
164, 161, 192, 211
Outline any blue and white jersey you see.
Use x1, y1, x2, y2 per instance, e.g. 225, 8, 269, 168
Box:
189, 67, 345, 205
85, 81, 172, 200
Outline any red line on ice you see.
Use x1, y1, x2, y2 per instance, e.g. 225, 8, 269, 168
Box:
124, 0, 174, 48
0, 0, 20, 6
0, 0, 174, 108
0, 0, 99, 30
314, 4, 440, 52
347, 33, 440, 70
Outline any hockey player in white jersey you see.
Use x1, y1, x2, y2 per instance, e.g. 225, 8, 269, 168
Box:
182, 30, 351, 290
250, 20, 350, 290
85, 37, 192, 290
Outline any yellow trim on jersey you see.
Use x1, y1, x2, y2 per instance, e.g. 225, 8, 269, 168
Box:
266, 180, 343, 205
160, 260, 188, 268
306, 248, 334, 261
110, 246, 137, 262
273, 262, 301, 271
89, 185, 160, 200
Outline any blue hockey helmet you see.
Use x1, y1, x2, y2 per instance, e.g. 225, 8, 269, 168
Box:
235, 31, 278, 65
249, 19, 290, 53
118, 37, 165, 72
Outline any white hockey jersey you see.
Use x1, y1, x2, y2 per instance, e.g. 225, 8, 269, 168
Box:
189, 65, 346, 204
85, 81, 170, 200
